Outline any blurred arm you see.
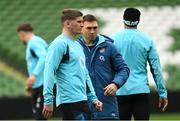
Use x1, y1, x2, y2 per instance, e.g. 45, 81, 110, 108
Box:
148, 41, 168, 111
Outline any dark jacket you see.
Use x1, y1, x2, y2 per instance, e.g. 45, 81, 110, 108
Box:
78, 34, 130, 119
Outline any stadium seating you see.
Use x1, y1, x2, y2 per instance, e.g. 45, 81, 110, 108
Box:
1, 0, 180, 97
0, 71, 25, 97
0, 0, 180, 70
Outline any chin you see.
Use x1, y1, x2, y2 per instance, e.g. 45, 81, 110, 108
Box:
76, 31, 81, 34
90, 36, 96, 40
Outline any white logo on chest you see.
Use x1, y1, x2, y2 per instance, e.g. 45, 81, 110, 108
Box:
99, 55, 105, 61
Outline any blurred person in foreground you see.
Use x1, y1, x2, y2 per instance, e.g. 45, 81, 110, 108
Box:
42, 9, 102, 120
78, 14, 130, 120
111, 7, 168, 121
17, 23, 48, 120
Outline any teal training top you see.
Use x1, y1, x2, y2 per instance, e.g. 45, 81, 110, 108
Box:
26, 35, 48, 88
43, 33, 97, 106
111, 29, 167, 99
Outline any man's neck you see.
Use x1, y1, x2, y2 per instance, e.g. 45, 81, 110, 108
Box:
124, 25, 137, 29
63, 28, 76, 40
26, 33, 34, 42
84, 38, 95, 46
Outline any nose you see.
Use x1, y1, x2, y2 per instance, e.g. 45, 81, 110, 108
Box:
90, 29, 95, 34
90, 28, 95, 34
80, 22, 84, 28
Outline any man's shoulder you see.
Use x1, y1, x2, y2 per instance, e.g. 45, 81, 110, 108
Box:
99, 34, 114, 43
33, 35, 46, 42
49, 35, 67, 49
106, 42, 118, 53
29, 36, 47, 47
97, 34, 116, 49
134, 30, 152, 40
112, 30, 125, 36
29, 35, 43, 43
110, 30, 125, 42
52, 34, 67, 43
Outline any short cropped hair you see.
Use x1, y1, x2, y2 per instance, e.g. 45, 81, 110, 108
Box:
17, 23, 33, 32
61, 9, 83, 23
123, 7, 141, 27
83, 14, 97, 22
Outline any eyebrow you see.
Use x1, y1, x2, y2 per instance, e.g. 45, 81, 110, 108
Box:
86, 26, 98, 29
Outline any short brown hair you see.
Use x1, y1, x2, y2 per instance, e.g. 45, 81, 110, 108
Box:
61, 9, 83, 23
17, 23, 33, 32
83, 14, 97, 22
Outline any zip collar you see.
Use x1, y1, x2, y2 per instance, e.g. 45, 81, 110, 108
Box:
79, 34, 110, 66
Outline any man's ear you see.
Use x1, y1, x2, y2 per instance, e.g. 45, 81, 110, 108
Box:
64, 20, 70, 27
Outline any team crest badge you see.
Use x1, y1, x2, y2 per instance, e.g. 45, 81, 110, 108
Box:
100, 48, 105, 53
